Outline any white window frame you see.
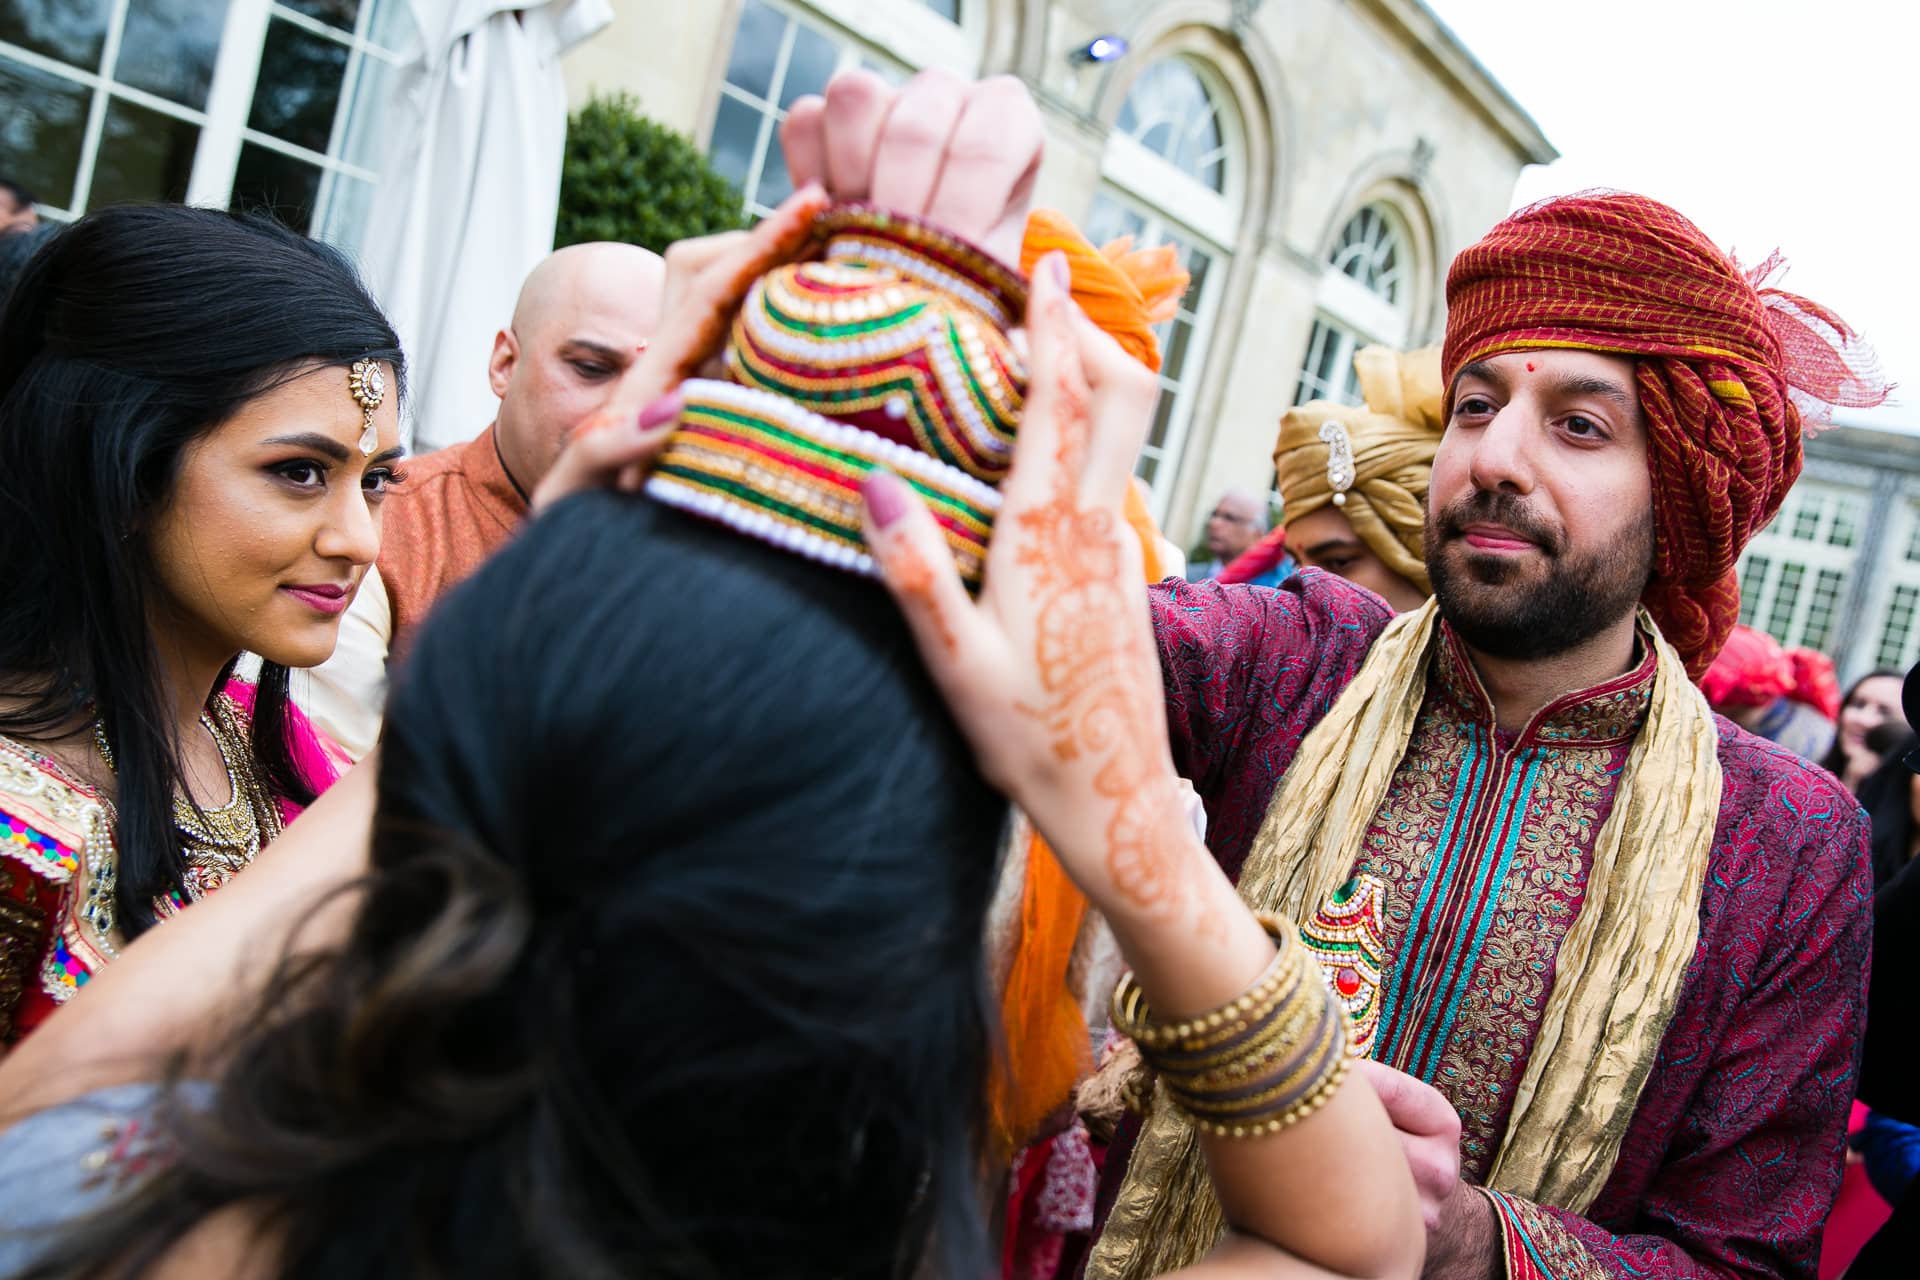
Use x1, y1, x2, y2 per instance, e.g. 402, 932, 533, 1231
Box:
710, 0, 913, 222
1290, 204, 1416, 413
1084, 187, 1227, 522
801, 0, 979, 75
1734, 479, 1868, 654
2, 0, 403, 247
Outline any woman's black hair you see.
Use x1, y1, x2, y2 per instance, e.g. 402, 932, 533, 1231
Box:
0, 203, 404, 936
24, 495, 1006, 1278
1818, 668, 1905, 785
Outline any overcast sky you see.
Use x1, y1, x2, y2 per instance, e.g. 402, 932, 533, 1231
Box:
1425, 0, 1916, 430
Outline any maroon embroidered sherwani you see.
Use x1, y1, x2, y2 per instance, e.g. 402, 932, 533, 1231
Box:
1096, 570, 1872, 1280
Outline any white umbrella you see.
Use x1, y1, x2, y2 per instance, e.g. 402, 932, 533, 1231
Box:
360, 0, 612, 452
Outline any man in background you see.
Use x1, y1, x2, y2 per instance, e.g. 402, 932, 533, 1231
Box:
1186, 488, 1268, 580
302, 241, 665, 756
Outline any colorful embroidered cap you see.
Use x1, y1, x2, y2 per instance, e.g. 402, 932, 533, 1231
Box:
645, 203, 1029, 589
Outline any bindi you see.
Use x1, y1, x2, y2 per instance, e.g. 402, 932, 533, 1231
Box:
1525, 361, 1537, 373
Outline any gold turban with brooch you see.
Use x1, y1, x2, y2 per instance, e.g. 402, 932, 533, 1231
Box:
1272, 345, 1446, 595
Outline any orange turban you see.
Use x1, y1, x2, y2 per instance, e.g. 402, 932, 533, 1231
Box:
1020, 208, 1188, 373
1443, 193, 1887, 676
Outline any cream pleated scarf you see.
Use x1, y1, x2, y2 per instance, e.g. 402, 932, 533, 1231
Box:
1088, 600, 1723, 1279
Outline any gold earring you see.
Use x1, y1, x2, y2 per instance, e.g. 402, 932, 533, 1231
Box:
348, 359, 386, 455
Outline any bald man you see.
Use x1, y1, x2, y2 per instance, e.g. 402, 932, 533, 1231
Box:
301, 243, 665, 756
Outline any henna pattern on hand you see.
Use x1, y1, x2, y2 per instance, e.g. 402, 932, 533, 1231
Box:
892, 541, 957, 654
1013, 321, 1193, 919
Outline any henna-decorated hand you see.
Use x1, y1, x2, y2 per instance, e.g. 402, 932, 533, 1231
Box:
782, 68, 1043, 268
859, 252, 1207, 928
530, 182, 830, 512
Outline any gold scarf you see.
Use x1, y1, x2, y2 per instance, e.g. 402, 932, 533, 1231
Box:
1088, 600, 1723, 1278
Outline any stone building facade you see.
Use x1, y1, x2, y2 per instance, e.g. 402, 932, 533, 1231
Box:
563, 0, 1555, 539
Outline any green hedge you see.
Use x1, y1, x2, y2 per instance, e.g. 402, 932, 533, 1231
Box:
555, 93, 745, 252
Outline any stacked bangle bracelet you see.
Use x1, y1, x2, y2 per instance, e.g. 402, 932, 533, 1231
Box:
1110, 912, 1351, 1139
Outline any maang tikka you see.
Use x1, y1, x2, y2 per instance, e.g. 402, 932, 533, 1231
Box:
348, 359, 385, 455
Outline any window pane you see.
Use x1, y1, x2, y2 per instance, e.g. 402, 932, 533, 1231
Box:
248, 16, 349, 153
1084, 193, 1146, 246
1145, 389, 1177, 451
1161, 315, 1195, 381
708, 93, 761, 191
114, 0, 232, 112
779, 23, 839, 109
0, 59, 90, 207
920, 0, 960, 19
229, 141, 323, 234
756, 128, 795, 209
279, 0, 359, 31
1116, 59, 1225, 193
88, 96, 198, 207
0, 0, 111, 70
723, 0, 786, 103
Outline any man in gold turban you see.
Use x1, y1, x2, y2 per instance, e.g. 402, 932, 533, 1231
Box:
1274, 345, 1445, 612
1088, 192, 1887, 1280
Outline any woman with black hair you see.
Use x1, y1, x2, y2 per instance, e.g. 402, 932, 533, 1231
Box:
0, 203, 404, 1045
0, 84, 1422, 1276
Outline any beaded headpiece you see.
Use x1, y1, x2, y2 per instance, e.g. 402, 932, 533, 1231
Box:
348, 358, 385, 456
646, 203, 1028, 589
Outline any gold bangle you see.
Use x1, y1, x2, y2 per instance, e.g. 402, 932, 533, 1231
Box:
1109, 912, 1300, 1051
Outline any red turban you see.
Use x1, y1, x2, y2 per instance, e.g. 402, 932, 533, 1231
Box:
1443, 193, 1887, 676
1700, 625, 1841, 720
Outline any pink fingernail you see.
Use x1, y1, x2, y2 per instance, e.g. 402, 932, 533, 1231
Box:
637, 389, 683, 432
861, 468, 909, 529
1045, 250, 1070, 292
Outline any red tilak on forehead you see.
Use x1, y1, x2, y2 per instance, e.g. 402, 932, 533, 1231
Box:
1526, 361, 1536, 372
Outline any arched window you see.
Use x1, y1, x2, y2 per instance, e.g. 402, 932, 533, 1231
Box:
1293, 202, 1415, 406
1093, 55, 1242, 516
1113, 59, 1227, 194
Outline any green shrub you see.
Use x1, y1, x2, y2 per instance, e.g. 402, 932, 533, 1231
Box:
555, 93, 745, 252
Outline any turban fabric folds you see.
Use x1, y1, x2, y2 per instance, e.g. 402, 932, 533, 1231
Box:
1274, 346, 1446, 594
1443, 192, 1888, 676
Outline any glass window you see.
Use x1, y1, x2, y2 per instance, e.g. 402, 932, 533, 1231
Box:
89, 97, 199, 207
1086, 189, 1218, 494
1880, 585, 1920, 669
1114, 59, 1226, 194
1292, 204, 1415, 409
710, 1, 887, 221
0, 59, 90, 204
919, 0, 961, 20
114, 0, 232, 112
1293, 318, 1365, 407
1329, 205, 1407, 305
1738, 556, 1771, 626
248, 15, 352, 153
0, 0, 405, 249
1736, 480, 1868, 655
0, 0, 111, 68
230, 140, 324, 235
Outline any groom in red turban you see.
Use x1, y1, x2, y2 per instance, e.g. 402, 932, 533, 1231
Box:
1090, 191, 1888, 1280
1443, 193, 1884, 676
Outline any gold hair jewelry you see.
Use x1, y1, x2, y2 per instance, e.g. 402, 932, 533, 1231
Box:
348, 359, 385, 455
1319, 419, 1355, 507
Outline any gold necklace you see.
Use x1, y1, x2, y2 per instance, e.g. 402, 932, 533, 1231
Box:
91, 694, 283, 905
